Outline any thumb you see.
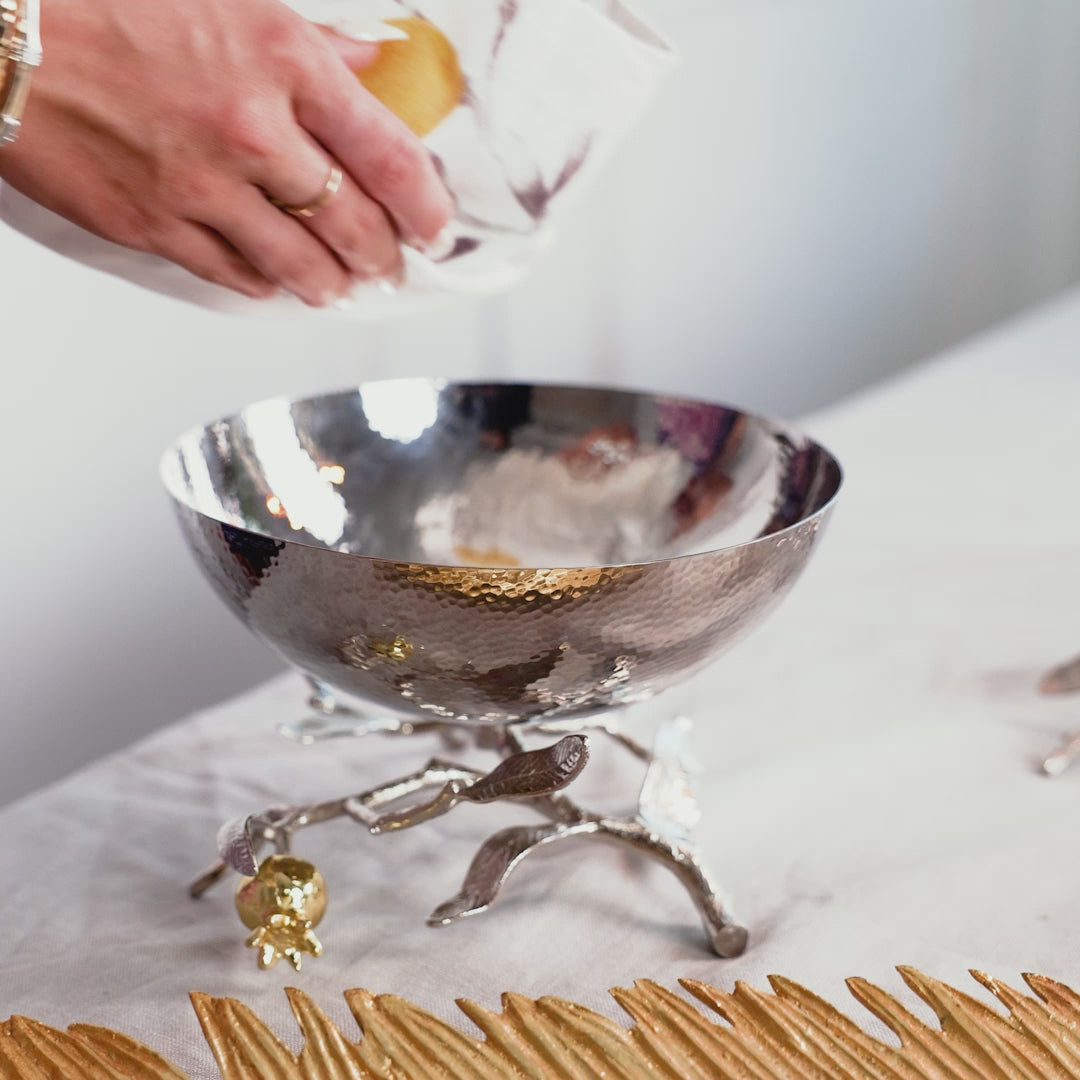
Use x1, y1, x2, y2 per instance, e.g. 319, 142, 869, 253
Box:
315, 25, 381, 71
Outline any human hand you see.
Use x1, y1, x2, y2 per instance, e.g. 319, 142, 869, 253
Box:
0, 0, 453, 304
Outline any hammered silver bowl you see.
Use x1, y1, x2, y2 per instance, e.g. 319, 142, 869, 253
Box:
162, 381, 841, 726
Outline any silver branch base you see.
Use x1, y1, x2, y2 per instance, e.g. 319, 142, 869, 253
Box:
191, 678, 749, 960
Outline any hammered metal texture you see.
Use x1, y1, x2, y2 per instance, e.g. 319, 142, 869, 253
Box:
162, 382, 841, 725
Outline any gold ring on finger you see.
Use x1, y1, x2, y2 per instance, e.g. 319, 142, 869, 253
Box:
268, 164, 344, 220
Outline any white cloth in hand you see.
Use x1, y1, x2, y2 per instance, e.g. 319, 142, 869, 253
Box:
0, 0, 673, 319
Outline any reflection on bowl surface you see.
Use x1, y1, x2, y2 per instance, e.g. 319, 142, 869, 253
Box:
162, 381, 841, 725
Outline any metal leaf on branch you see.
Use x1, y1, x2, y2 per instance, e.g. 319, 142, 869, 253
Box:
636, 716, 702, 842
365, 738, 590, 834
215, 817, 260, 877
464, 735, 589, 803
428, 823, 577, 925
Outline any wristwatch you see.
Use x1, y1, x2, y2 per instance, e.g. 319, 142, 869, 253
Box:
0, 0, 42, 146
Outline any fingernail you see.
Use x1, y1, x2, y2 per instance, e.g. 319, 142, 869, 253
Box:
338, 20, 410, 43
412, 225, 456, 262
332, 278, 398, 308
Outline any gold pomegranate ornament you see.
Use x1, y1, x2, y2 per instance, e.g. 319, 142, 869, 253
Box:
358, 17, 465, 137
235, 855, 327, 971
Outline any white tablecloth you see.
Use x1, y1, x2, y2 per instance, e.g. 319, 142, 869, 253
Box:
5, 291, 1080, 1076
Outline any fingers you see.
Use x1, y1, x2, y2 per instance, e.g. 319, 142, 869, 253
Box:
314, 25, 379, 71
293, 59, 454, 248
203, 187, 352, 307
257, 136, 404, 285
284, 171, 405, 284
154, 224, 277, 300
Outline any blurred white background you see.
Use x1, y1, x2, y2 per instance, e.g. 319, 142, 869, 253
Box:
2, 0, 1080, 806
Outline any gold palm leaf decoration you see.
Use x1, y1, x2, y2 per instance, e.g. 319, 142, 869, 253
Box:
0, 1018, 188, 1078
6, 969, 1080, 1079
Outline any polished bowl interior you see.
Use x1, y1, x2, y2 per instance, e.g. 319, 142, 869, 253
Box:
163, 381, 841, 725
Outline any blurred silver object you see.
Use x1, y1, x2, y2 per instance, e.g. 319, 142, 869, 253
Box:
1039, 652, 1080, 776
1040, 653, 1080, 697
165, 381, 841, 958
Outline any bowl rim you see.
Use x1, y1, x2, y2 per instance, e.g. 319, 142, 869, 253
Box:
160, 377, 843, 573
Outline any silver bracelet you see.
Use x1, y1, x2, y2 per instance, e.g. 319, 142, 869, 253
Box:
0, 0, 43, 146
